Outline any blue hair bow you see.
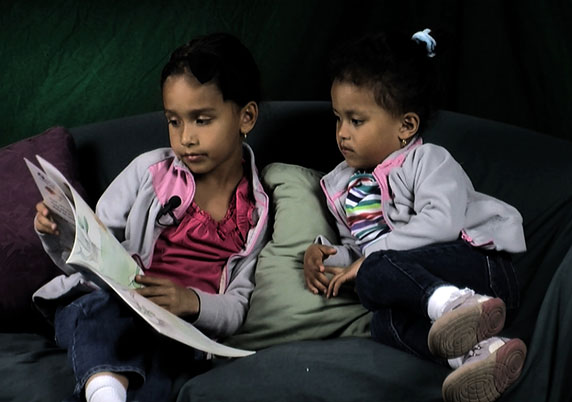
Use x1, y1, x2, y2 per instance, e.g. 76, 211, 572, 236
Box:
412, 28, 436, 58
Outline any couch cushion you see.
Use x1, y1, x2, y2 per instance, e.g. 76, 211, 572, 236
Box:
225, 163, 371, 351
0, 333, 73, 401
180, 337, 448, 402
0, 127, 86, 332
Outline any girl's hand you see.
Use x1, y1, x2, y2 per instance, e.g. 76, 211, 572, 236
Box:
34, 201, 59, 235
135, 275, 200, 318
303, 244, 337, 295
325, 257, 365, 298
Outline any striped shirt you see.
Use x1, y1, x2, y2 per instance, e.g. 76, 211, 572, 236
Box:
344, 172, 390, 249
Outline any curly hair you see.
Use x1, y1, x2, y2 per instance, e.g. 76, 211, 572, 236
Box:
328, 31, 441, 131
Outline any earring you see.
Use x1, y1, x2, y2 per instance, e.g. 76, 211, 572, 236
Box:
240, 130, 247, 139
399, 137, 408, 148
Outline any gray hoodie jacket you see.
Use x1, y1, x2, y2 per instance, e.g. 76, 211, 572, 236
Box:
33, 144, 269, 339
317, 138, 526, 267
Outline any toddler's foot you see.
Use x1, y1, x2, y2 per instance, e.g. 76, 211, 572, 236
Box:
428, 293, 506, 359
442, 337, 526, 402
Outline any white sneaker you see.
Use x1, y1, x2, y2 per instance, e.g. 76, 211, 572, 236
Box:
428, 293, 506, 358
442, 337, 527, 402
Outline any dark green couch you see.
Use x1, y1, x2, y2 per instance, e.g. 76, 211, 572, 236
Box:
1, 102, 571, 402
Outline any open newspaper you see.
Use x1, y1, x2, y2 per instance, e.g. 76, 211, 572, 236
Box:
25, 155, 254, 358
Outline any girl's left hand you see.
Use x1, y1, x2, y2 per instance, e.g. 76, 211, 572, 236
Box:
325, 257, 365, 298
134, 275, 199, 318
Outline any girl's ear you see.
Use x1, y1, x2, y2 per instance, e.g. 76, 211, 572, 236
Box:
398, 112, 420, 141
239, 101, 258, 136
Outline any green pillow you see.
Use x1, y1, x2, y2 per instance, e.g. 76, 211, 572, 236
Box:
226, 163, 371, 351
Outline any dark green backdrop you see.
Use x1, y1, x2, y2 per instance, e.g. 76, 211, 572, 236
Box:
1, 0, 571, 147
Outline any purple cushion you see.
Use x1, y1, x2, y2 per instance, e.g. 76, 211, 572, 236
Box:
0, 127, 86, 332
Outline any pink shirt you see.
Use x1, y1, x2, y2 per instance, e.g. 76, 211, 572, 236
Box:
148, 176, 254, 294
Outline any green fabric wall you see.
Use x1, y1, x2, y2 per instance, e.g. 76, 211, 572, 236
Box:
1, 0, 571, 147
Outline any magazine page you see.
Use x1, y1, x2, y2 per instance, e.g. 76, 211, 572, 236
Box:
25, 157, 75, 224
35, 155, 74, 204
66, 197, 255, 357
107, 279, 255, 358
65, 185, 145, 289
24, 157, 76, 251
74, 237, 255, 357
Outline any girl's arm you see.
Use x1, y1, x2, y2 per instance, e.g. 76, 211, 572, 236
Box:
364, 145, 469, 254
191, 251, 259, 339
95, 157, 152, 241
315, 185, 363, 267
315, 227, 362, 267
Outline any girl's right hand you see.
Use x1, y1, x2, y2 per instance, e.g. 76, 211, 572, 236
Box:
35, 201, 59, 235
303, 244, 337, 295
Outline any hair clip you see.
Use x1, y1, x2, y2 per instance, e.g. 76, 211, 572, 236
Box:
411, 28, 436, 58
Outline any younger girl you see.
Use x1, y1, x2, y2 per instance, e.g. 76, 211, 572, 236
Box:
303, 29, 527, 402
34, 32, 268, 402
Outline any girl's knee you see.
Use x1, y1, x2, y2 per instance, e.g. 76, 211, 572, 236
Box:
355, 252, 393, 308
356, 251, 397, 290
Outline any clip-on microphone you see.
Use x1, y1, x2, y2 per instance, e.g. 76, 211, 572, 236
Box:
157, 196, 181, 226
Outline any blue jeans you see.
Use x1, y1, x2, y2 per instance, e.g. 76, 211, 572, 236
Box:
355, 239, 520, 362
54, 290, 209, 402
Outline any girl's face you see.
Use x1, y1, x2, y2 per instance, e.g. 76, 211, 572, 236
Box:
331, 80, 406, 170
163, 74, 252, 178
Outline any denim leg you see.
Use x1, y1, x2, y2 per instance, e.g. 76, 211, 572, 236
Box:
355, 239, 520, 361
55, 290, 149, 397
55, 289, 209, 402
369, 308, 439, 361
128, 337, 210, 402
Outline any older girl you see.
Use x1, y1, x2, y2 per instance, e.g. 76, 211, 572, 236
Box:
34, 32, 268, 402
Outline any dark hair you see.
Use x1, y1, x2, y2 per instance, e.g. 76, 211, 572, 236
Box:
328, 30, 441, 130
161, 32, 261, 107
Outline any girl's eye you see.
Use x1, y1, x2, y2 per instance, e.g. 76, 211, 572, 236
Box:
167, 119, 180, 128
351, 119, 364, 126
196, 117, 212, 126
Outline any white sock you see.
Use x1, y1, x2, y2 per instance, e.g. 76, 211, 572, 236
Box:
85, 374, 127, 402
427, 285, 481, 322
448, 356, 464, 369
427, 285, 461, 321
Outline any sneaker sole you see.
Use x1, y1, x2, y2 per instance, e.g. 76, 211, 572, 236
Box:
442, 338, 527, 402
428, 298, 506, 358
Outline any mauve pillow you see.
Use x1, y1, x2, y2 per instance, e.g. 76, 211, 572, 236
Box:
0, 127, 87, 332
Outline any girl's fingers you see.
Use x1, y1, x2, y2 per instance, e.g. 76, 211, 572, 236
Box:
306, 272, 329, 295
327, 273, 346, 298
326, 277, 336, 298
135, 275, 172, 286
324, 266, 344, 276
320, 245, 338, 256
313, 278, 327, 294
36, 215, 58, 235
305, 276, 319, 294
